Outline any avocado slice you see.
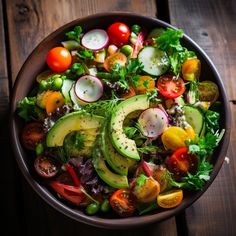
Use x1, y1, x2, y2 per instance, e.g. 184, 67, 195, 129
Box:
101, 126, 136, 176
110, 95, 149, 161
46, 111, 104, 147
93, 147, 129, 189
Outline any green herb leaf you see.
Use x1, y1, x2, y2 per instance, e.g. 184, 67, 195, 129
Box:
77, 48, 94, 60
137, 200, 159, 215
138, 145, 157, 154
205, 110, 220, 134
136, 174, 148, 187
66, 25, 83, 42
126, 59, 143, 75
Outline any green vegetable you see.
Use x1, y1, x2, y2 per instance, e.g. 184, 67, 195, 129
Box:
39, 80, 49, 91
17, 97, 43, 122
85, 202, 100, 215
153, 28, 196, 76
35, 143, 44, 156
136, 174, 148, 187
120, 45, 133, 57
126, 58, 143, 75
77, 48, 94, 60
169, 157, 213, 190
137, 145, 157, 154
131, 24, 141, 35
100, 199, 111, 213
205, 110, 220, 134
52, 77, 63, 90
66, 25, 83, 43
137, 200, 159, 215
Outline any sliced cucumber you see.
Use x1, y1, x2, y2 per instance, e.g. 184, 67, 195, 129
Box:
138, 46, 169, 76
183, 105, 204, 136
69, 83, 83, 109
61, 79, 74, 104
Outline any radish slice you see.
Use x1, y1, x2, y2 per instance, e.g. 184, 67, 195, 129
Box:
81, 29, 109, 51
74, 75, 103, 103
138, 108, 169, 138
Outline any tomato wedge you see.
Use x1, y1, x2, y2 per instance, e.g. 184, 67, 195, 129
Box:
21, 122, 45, 150
157, 75, 185, 98
157, 189, 183, 208
166, 147, 198, 180
110, 189, 136, 217
49, 181, 86, 204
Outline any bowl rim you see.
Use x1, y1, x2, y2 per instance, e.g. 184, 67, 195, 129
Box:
10, 12, 231, 229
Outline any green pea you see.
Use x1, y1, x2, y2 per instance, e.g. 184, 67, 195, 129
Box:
39, 80, 49, 91
35, 143, 44, 156
100, 199, 110, 213
52, 77, 63, 90
131, 24, 141, 35
85, 202, 100, 215
120, 45, 133, 57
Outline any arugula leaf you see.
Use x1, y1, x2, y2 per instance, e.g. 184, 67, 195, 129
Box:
66, 25, 83, 42
17, 97, 43, 122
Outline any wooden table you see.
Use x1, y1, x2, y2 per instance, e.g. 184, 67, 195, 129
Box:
1, 0, 235, 235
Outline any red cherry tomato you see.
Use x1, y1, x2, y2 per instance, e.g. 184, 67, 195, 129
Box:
157, 75, 186, 98
46, 47, 72, 72
49, 181, 86, 204
21, 122, 45, 150
107, 22, 131, 47
166, 147, 198, 180
110, 189, 136, 217
34, 156, 59, 178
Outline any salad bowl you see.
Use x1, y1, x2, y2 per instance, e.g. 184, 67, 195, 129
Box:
10, 12, 231, 228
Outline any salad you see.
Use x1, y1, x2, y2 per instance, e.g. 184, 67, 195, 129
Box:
17, 22, 225, 217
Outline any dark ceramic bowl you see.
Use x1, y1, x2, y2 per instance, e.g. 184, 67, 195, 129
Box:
10, 12, 231, 229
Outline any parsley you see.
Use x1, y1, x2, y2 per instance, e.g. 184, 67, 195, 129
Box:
110, 64, 129, 90
17, 97, 43, 122
136, 174, 148, 187
66, 25, 83, 42
205, 110, 220, 134
153, 28, 196, 76
126, 58, 143, 75
77, 48, 94, 60
169, 157, 213, 190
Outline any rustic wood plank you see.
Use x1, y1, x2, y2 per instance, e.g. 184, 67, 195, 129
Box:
5, 0, 177, 235
168, 0, 236, 235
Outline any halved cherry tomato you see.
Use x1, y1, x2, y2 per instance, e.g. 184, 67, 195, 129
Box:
157, 75, 185, 98
121, 87, 136, 99
157, 189, 183, 208
49, 181, 86, 205
107, 22, 131, 47
110, 189, 136, 217
152, 166, 169, 193
166, 147, 198, 180
34, 156, 59, 178
103, 52, 127, 72
135, 75, 155, 94
182, 58, 201, 81
21, 122, 45, 150
45, 91, 65, 114
46, 47, 72, 73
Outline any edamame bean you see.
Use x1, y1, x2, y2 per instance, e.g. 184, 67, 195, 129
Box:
85, 202, 100, 215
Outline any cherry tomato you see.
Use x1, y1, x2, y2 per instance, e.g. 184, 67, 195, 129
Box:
157, 75, 185, 99
107, 22, 131, 47
110, 189, 136, 217
21, 122, 45, 150
49, 181, 86, 204
103, 52, 127, 72
182, 58, 201, 81
152, 166, 169, 193
34, 156, 59, 178
166, 147, 198, 180
135, 75, 155, 94
198, 80, 219, 103
46, 47, 72, 73
157, 189, 183, 208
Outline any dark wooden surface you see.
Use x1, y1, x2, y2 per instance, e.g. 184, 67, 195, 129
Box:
1, 0, 235, 235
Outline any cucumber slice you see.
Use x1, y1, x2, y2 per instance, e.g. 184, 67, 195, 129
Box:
138, 46, 169, 76
61, 79, 73, 104
69, 83, 83, 109
183, 105, 204, 135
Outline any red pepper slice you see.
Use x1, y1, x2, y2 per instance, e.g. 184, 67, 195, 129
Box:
65, 163, 80, 187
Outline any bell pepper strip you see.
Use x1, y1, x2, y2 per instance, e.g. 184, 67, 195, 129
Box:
131, 31, 146, 58
142, 161, 152, 177
49, 181, 86, 204
65, 163, 80, 187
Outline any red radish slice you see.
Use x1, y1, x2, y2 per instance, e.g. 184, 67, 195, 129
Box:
138, 108, 169, 138
81, 29, 109, 51
74, 75, 103, 103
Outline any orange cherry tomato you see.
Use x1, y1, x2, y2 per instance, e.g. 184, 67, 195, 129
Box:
104, 52, 127, 72
45, 91, 65, 114
157, 189, 183, 208
46, 47, 72, 72
182, 58, 201, 81
135, 75, 155, 94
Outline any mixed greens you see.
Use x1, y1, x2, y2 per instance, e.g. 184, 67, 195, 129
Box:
17, 22, 224, 217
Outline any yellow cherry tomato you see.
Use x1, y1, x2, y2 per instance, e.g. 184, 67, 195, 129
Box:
135, 75, 155, 94
161, 126, 188, 151
182, 58, 201, 81
185, 126, 196, 141
157, 189, 183, 208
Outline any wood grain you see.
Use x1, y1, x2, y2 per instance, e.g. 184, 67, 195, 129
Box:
5, 0, 177, 235
168, 0, 236, 235
6, 0, 157, 82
